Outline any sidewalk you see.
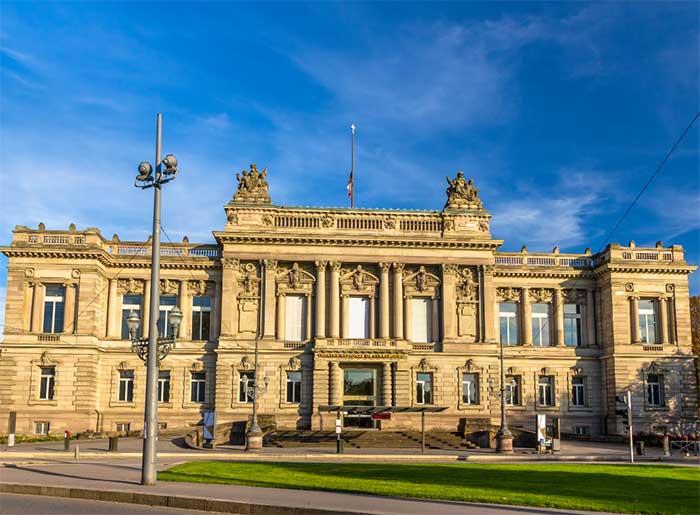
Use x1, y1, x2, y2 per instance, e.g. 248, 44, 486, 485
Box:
0, 458, 623, 515
2, 436, 695, 464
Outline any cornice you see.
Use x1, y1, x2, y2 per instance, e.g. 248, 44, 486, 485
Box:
493, 268, 593, 279
593, 264, 697, 276
214, 233, 503, 250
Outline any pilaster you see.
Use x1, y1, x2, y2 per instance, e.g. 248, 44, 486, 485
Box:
553, 288, 564, 346
441, 264, 457, 341
106, 278, 119, 338
481, 265, 495, 342
392, 263, 404, 339
63, 283, 76, 334
521, 286, 532, 346
379, 263, 390, 338
315, 261, 327, 338
586, 289, 596, 346
179, 280, 189, 339
30, 282, 44, 333
630, 296, 640, 343
658, 296, 669, 344
329, 262, 341, 338
220, 259, 238, 337
263, 260, 277, 339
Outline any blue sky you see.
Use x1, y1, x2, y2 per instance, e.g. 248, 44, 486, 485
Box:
1, 2, 699, 334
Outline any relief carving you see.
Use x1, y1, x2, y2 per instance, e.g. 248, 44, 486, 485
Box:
496, 287, 520, 302
160, 279, 179, 295
117, 278, 144, 294
529, 288, 553, 303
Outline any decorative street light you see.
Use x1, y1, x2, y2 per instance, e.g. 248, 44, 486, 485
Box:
494, 337, 514, 453
127, 307, 182, 362
245, 260, 270, 451
131, 113, 180, 486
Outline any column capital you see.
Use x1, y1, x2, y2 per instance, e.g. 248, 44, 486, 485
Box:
263, 259, 278, 270
441, 263, 459, 276
330, 261, 342, 272
392, 263, 405, 273
315, 260, 328, 270
379, 262, 391, 273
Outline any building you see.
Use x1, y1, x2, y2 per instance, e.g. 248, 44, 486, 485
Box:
1, 166, 697, 438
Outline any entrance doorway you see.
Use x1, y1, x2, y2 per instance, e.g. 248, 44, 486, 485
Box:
343, 368, 377, 428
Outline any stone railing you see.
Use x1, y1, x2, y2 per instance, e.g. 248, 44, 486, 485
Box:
26, 234, 87, 245
323, 338, 397, 348
620, 250, 674, 262
225, 205, 492, 237
411, 342, 435, 351
495, 254, 593, 269
107, 245, 221, 258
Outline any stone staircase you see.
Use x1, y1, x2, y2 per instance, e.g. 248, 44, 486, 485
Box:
265, 430, 480, 450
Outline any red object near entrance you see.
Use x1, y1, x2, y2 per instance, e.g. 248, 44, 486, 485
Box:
371, 413, 391, 420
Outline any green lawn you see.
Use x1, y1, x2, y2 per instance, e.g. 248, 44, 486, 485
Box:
159, 461, 699, 515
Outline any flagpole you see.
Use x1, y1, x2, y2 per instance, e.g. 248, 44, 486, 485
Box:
350, 124, 355, 208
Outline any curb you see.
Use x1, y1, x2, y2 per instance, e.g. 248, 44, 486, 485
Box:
0, 482, 372, 515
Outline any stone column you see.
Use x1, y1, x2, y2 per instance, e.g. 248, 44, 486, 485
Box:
658, 296, 669, 344
305, 293, 312, 340
329, 361, 342, 405
393, 263, 404, 339
669, 296, 677, 344
263, 260, 277, 339
586, 289, 596, 346
22, 281, 33, 332
383, 362, 392, 406
481, 265, 496, 342
369, 295, 376, 338
329, 262, 341, 338
441, 265, 457, 341
63, 283, 76, 334
403, 295, 412, 342
220, 260, 238, 337
314, 261, 327, 338
106, 278, 119, 338
211, 280, 221, 340
143, 280, 151, 338
553, 288, 564, 346
521, 287, 532, 346
30, 282, 44, 333
630, 296, 641, 343
276, 293, 286, 341
379, 263, 390, 339
179, 280, 189, 340
340, 294, 349, 338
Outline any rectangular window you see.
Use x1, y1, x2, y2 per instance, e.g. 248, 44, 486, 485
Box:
118, 370, 134, 402
39, 366, 55, 400
42, 285, 65, 333
411, 298, 433, 343
571, 376, 586, 407
538, 376, 554, 407
532, 303, 550, 347
239, 371, 255, 403
505, 375, 521, 406
115, 422, 130, 433
564, 304, 582, 347
462, 373, 479, 405
647, 374, 664, 406
190, 372, 206, 403
284, 295, 306, 342
639, 300, 657, 344
499, 303, 518, 345
286, 371, 302, 403
121, 294, 142, 340
416, 372, 433, 404
34, 421, 50, 436
191, 296, 211, 341
157, 295, 178, 338
158, 370, 170, 403
574, 425, 590, 436
348, 296, 370, 339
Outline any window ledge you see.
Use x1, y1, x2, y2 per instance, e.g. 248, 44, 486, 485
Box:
28, 399, 58, 407
644, 406, 668, 412
109, 401, 137, 408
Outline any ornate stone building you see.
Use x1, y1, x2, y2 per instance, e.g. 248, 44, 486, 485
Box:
1, 167, 697, 438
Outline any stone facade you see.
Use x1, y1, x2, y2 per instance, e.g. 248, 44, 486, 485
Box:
1, 169, 697, 438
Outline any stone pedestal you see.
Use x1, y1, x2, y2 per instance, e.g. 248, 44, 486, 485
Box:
245, 431, 263, 450
495, 430, 513, 453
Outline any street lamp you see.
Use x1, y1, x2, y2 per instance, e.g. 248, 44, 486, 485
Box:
131, 113, 180, 485
494, 337, 514, 453
127, 307, 182, 362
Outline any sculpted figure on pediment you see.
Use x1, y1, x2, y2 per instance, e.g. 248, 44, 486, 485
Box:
233, 164, 271, 204
445, 172, 483, 209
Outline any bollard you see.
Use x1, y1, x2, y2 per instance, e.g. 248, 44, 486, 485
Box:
73, 444, 80, 460
635, 440, 645, 456
108, 436, 119, 452
64, 436, 70, 452
662, 435, 670, 457
336, 438, 344, 454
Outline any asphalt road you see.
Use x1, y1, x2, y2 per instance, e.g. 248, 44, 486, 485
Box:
0, 493, 219, 514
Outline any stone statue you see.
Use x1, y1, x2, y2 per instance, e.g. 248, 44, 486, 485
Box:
353, 265, 365, 290
234, 164, 271, 204
288, 263, 301, 288
416, 266, 428, 292
445, 172, 482, 209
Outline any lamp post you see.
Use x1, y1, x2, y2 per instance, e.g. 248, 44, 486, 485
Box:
494, 337, 513, 452
245, 261, 270, 450
130, 113, 180, 485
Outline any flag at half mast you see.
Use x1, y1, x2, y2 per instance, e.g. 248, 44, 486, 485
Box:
346, 124, 355, 207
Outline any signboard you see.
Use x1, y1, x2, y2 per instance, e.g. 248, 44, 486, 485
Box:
7, 412, 16, 448
536, 414, 546, 443
371, 413, 391, 420
203, 411, 216, 440
335, 426, 342, 434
